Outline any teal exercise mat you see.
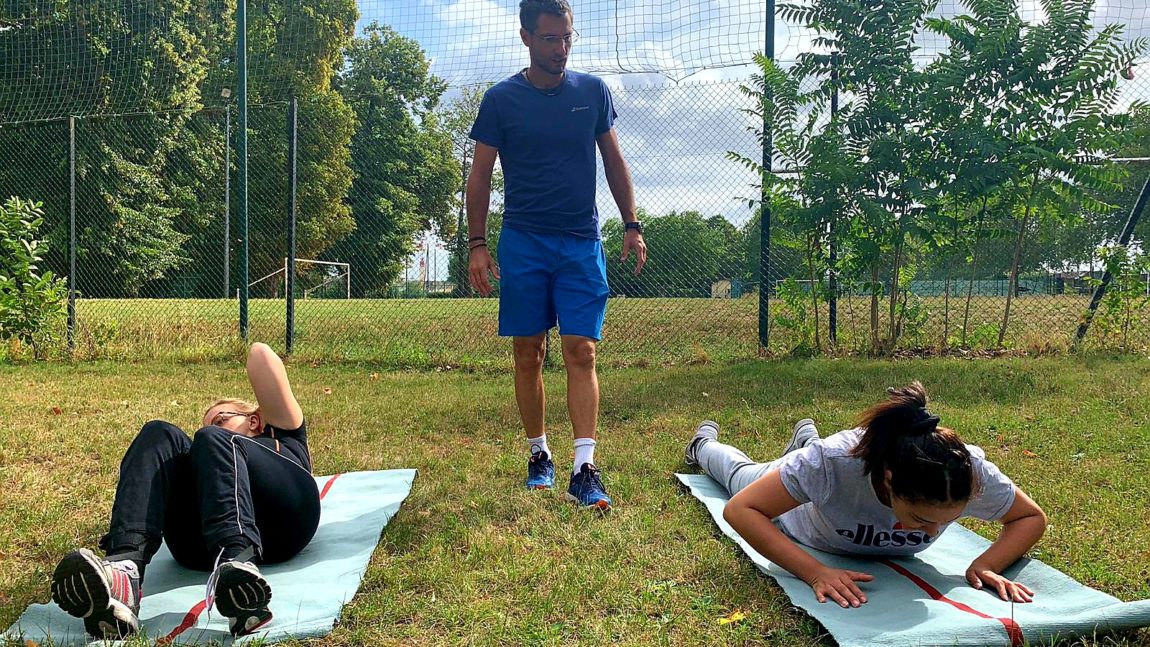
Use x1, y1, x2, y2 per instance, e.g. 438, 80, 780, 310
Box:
677, 472, 1150, 647
6, 469, 417, 646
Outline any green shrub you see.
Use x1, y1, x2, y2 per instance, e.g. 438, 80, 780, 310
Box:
0, 197, 68, 357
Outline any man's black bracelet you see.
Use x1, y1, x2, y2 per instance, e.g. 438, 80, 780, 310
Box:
469, 242, 487, 251
469, 236, 486, 242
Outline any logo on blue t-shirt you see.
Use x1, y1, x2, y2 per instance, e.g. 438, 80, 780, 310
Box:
835, 523, 935, 548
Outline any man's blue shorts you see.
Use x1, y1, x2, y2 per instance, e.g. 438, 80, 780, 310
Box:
497, 226, 609, 340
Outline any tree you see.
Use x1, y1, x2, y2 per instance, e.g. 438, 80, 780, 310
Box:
758, 0, 941, 353
0, 0, 360, 297
729, 52, 857, 350
732, 0, 1147, 354
441, 85, 505, 297
237, 0, 359, 293
441, 85, 487, 297
921, 4, 1023, 344
1050, 104, 1150, 269
604, 210, 742, 298
326, 23, 459, 297
982, 0, 1147, 345
0, 0, 225, 296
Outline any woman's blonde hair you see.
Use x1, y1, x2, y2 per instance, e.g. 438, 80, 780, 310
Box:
207, 398, 260, 417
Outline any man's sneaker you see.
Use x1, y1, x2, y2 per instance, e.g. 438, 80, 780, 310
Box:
51, 549, 141, 639
208, 560, 273, 636
784, 418, 820, 455
526, 450, 555, 490
565, 463, 613, 510
685, 420, 721, 466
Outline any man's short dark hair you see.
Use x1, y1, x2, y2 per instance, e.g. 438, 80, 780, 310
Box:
519, 0, 572, 32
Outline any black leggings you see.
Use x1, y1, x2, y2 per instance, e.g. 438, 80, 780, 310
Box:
98, 420, 321, 571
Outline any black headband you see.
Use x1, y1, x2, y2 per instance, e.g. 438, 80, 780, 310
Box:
906, 406, 940, 434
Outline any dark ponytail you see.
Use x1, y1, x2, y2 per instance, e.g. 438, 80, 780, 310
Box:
850, 382, 977, 505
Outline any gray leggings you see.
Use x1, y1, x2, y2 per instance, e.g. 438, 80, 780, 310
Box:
695, 429, 783, 497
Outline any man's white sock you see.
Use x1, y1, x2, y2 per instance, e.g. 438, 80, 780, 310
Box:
527, 434, 550, 458
573, 437, 597, 474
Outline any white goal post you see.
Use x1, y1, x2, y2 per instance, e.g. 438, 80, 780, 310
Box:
241, 258, 351, 299
775, 278, 818, 292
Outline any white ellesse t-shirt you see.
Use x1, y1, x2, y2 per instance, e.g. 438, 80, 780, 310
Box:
770, 428, 1017, 556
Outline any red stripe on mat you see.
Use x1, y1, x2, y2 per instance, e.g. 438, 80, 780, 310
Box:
159, 473, 343, 643
319, 473, 342, 500
881, 559, 1024, 647
156, 600, 207, 645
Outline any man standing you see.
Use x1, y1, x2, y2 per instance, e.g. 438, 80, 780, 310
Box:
467, 0, 646, 510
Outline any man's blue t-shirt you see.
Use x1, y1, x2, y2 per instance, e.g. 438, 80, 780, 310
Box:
469, 70, 617, 239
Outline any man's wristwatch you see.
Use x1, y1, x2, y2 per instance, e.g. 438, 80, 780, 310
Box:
625, 221, 643, 234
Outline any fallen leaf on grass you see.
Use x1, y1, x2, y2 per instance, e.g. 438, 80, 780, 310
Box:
370, 372, 380, 381
50, 407, 62, 415
718, 610, 747, 625
322, 387, 333, 395
1022, 450, 1038, 458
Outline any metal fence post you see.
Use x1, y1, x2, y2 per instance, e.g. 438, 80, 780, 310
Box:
68, 116, 77, 352
758, 0, 776, 351
224, 104, 231, 298
1075, 171, 1150, 344
828, 58, 839, 346
237, 0, 250, 339
286, 96, 298, 354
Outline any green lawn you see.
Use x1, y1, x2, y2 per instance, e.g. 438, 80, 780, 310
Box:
7, 293, 1150, 365
2, 357, 1150, 645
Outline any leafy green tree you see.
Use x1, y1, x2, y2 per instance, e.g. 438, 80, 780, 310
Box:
236, 0, 359, 291
984, 0, 1146, 345
326, 23, 459, 297
1048, 104, 1150, 270
0, 0, 225, 296
441, 85, 507, 297
921, 4, 1024, 344
1089, 243, 1150, 349
0, 0, 360, 297
759, 0, 940, 352
729, 52, 857, 350
441, 85, 492, 297
604, 210, 742, 298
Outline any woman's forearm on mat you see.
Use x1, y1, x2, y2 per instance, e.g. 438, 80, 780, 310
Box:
723, 504, 826, 584
974, 514, 1047, 573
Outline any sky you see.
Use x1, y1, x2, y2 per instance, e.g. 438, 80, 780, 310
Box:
356, 0, 1150, 282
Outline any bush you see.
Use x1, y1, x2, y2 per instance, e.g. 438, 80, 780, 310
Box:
1089, 245, 1150, 350
0, 197, 68, 356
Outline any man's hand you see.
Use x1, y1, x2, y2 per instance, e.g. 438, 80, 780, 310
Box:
621, 229, 647, 276
468, 246, 500, 296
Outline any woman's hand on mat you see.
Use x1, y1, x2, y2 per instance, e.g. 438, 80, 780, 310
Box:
965, 562, 1034, 602
808, 566, 874, 608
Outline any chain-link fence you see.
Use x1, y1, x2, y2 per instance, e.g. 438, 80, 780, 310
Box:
1, 0, 1149, 364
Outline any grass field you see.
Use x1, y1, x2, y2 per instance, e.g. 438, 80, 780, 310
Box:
6, 293, 1149, 365
2, 356, 1150, 645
